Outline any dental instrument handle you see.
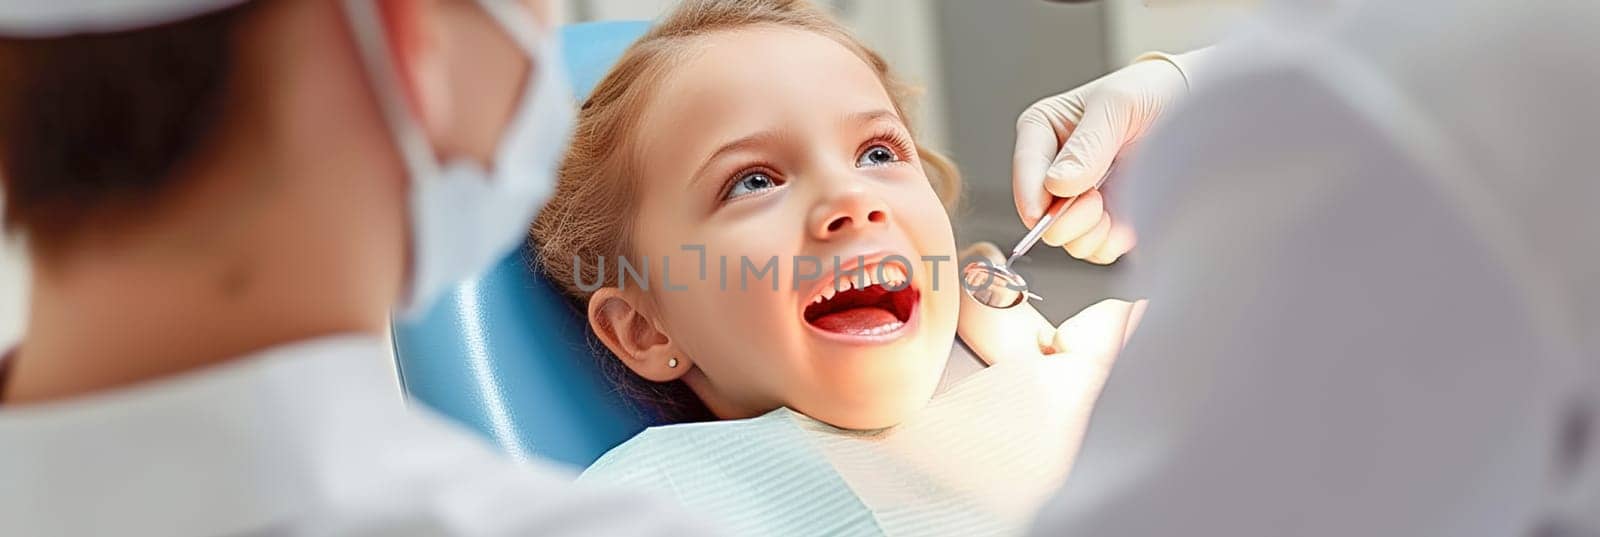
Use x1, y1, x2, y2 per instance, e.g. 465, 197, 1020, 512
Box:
1006, 172, 1110, 266
1007, 197, 1071, 265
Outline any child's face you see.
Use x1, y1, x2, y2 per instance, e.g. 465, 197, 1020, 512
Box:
622, 27, 959, 429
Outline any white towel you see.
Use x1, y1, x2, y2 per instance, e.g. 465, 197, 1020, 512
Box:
580, 356, 1091, 536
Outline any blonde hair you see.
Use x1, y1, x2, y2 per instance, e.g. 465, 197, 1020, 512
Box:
530, 0, 961, 422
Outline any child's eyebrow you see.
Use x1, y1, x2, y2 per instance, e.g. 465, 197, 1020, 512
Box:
843, 108, 903, 129
689, 129, 788, 188
688, 109, 904, 188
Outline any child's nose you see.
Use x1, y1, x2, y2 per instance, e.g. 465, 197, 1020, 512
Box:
809, 186, 890, 241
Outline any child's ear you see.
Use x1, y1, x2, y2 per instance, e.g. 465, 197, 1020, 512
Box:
588, 288, 690, 382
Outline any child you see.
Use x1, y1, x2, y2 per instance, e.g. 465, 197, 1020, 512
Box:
532, 1, 1142, 534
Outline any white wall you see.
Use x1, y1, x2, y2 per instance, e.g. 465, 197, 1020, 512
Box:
1105, 0, 1262, 66
0, 236, 24, 351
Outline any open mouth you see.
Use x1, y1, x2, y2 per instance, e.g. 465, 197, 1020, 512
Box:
803, 262, 920, 338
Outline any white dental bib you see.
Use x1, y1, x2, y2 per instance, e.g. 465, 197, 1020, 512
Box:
580, 355, 1097, 536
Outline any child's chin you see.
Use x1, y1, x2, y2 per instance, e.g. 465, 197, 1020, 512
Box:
812, 406, 911, 431
800, 329, 948, 429
807, 377, 940, 431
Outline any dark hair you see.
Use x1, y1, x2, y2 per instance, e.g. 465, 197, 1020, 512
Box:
0, 5, 259, 253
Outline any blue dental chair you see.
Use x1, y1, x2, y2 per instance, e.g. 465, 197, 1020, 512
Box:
390, 20, 653, 469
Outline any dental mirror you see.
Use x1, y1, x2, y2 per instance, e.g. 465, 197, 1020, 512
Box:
963, 260, 1035, 309
964, 174, 1108, 309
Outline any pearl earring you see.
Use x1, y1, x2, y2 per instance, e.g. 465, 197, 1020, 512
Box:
667, 357, 679, 369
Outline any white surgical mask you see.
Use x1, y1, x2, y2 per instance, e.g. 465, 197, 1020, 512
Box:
342, 0, 575, 317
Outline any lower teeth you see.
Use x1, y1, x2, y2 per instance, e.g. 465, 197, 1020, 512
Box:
857, 320, 904, 336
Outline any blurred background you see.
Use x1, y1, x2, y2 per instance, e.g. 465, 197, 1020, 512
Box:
0, 0, 1259, 351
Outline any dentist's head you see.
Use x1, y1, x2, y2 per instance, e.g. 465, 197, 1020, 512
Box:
0, 0, 567, 401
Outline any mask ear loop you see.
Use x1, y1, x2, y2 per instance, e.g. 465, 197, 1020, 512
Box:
342, 0, 449, 312
470, 0, 568, 185
475, 0, 549, 57
340, 0, 443, 188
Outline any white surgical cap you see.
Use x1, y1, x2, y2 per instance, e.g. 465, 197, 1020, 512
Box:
0, 0, 249, 38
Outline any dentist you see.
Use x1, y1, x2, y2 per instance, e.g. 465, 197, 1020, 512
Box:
1018, 1, 1597, 535
0, 1, 714, 535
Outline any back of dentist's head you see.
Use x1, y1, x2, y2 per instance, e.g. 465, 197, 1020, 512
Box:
0, 5, 260, 257
0, 1, 561, 334
531, 0, 960, 424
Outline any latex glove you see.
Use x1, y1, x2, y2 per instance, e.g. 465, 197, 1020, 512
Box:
956, 242, 1147, 371
1012, 51, 1198, 264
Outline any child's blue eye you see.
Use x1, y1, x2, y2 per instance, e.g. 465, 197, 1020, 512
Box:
726, 171, 781, 200
856, 144, 899, 167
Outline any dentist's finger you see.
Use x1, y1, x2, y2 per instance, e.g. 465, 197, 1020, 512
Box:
1013, 102, 1073, 227
1085, 217, 1137, 265
1051, 298, 1137, 368
1045, 100, 1125, 201
1065, 212, 1113, 259
958, 241, 1054, 365
1039, 326, 1061, 356
1040, 189, 1104, 248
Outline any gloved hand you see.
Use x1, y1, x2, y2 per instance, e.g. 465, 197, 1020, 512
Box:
1012, 50, 1202, 264
956, 242, 1146, 371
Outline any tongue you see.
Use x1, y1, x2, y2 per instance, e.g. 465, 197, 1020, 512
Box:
810, 306, 902, 335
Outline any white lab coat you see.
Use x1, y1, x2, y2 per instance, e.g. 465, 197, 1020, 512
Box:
0, 335, 721, 536
1031, 0, 1598, 535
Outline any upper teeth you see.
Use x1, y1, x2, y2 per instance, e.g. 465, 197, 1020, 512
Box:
811, 263, 909, 304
